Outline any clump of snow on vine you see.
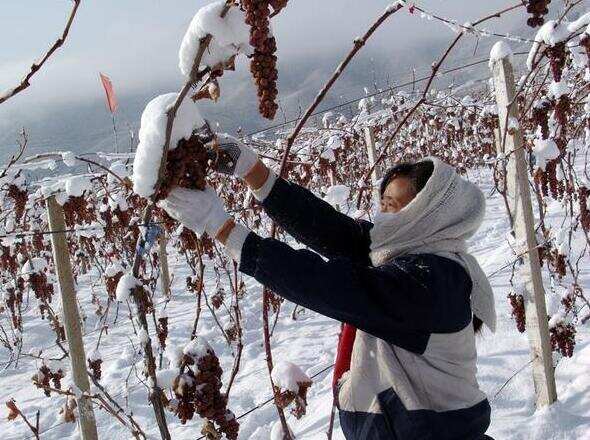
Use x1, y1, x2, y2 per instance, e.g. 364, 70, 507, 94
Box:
132, 93, 204, 198
527, 20, 570, 70
115, 272, 139, 302
183, 336, 213, 360
532, 138, 560, 170
324, 185, 351, 209
271, 361, 311, 393
179, 1, 252, 75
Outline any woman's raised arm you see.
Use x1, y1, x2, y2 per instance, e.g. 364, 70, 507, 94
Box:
245, 160, 372, 263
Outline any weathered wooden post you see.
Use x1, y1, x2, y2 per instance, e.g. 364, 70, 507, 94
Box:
364, 125, 382, 203
490, 42, 557, 407
46, 195, 99, 439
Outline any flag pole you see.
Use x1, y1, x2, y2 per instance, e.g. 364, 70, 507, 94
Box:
111, 113, 119, 154
99, 72, 119, 154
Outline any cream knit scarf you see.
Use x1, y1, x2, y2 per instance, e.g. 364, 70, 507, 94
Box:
369, 157, 497, 332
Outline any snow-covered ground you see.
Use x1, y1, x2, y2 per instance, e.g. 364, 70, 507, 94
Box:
2, 167, 589, 439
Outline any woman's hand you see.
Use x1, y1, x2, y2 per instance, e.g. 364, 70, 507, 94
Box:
210, 133, 272, 193
157, 187, 231, 239
210, 133, 259, 178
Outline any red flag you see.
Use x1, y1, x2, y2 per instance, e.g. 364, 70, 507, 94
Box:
99, 73, 118, 113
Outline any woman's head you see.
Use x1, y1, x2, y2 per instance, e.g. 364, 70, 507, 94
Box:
379, 160, 434, 213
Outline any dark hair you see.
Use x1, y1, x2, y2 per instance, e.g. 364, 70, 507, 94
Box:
379, 160, 434, 197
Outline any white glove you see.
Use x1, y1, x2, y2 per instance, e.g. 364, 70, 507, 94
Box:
210, 133, 258, 178
158, 187, 229, 237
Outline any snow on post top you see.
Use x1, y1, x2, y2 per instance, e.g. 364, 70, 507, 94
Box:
271, 360, 312, 393
178, 1, 252, 76
132, 93, 204, 198
488, 41, 512, 69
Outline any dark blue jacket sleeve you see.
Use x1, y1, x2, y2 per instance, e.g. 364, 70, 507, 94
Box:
261, 178, 372, 263
239, 232, 473, 354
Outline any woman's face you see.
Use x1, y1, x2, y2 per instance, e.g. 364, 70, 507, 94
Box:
380, 177, 416, 213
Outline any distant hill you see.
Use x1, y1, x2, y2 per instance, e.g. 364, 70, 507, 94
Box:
0, 22, 533, 164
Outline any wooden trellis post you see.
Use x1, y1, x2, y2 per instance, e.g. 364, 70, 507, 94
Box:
46, 195, 99, 439
364, 125, 382, 203
490, 50, 557, 407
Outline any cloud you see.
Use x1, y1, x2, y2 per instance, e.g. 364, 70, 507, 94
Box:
0, 0, 544, 157
0, 0, 529, 106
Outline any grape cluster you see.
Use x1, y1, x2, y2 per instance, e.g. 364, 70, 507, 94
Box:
547, 43, 566, 82
265, 291, 283, 314
88, 357, 103, 380
31, 233, 46, 254
0, 246, 18, 275
157, 315, 168, 349
7, 184, 28, 223
211, 285, 225, 310
581, 34, 590, 62
560, 285, 582, 316
225, 324, 238, 342
33, 365, 52, 396
526, 0, 550, 27
4, 285, 22, 330
579, 187, 590, 232
52, 368, 64, 389
548, 248, 566, 278
549, 321, 576, 357
243, 0, 280, 119
170, 347, 239, 439
28, 271, 55, 316
49, 316, 66, 342
186, 274, 203, 296
62, 196, 96, 227
32, 364, 64, 397
554, 96, 570, 131
532, 98, 551, 140
155, 132, 209, 201
534, 160, 560, 199
178, 228, 200, 255
275, 379, 312, 419
172, 372, 197, 424
507, 292, 526, 333
105, 271, 123, 300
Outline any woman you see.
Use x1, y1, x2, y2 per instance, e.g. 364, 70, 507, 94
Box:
159, 135, 497, 439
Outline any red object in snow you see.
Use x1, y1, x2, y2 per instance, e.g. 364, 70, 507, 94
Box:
333, 323, 357, 389
99, 73, 118, 113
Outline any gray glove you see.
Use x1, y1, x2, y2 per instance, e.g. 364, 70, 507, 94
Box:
209, 133, 258, 178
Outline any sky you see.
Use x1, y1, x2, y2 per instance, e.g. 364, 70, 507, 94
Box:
0, 1, 524, 101
0, 0, 583, 158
